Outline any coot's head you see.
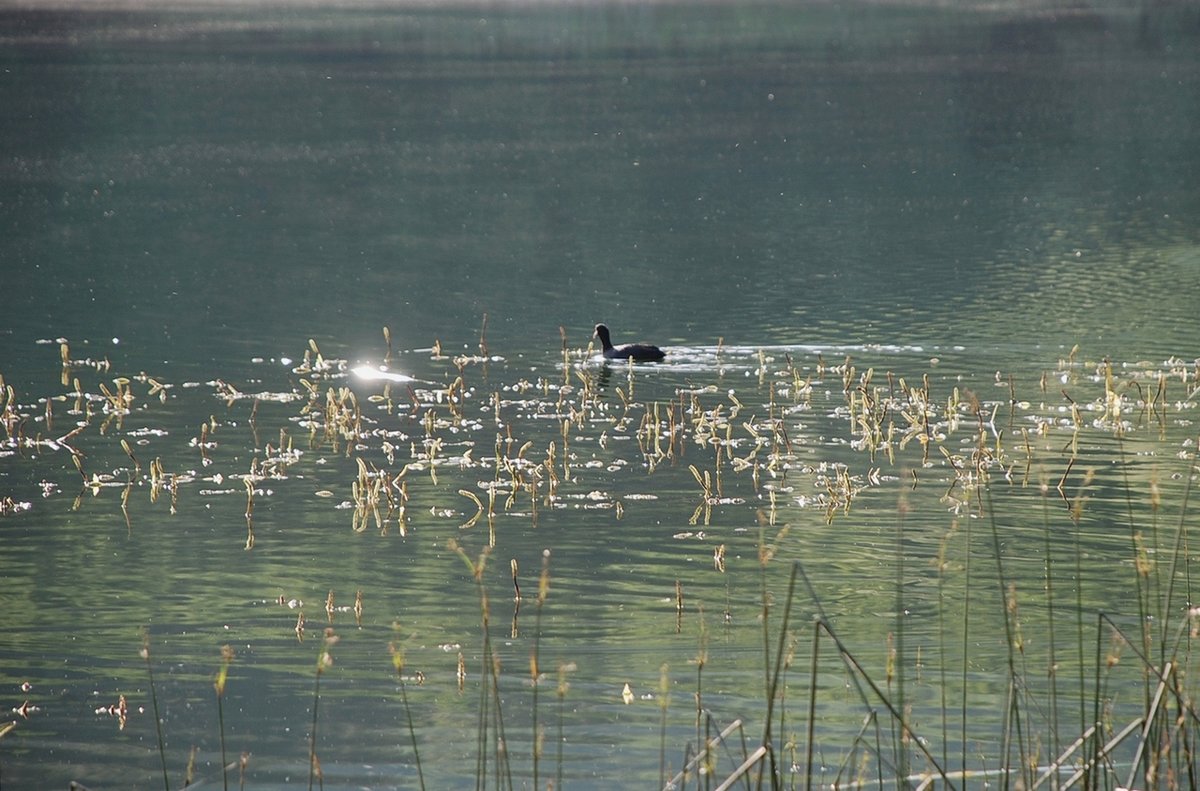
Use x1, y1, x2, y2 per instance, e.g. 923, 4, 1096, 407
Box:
593, 323, 613, 349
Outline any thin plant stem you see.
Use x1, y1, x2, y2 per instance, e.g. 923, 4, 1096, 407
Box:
214, 644, 234, 791
1040, 493, 1062, 767
893, 503, 907, 785
557, 663, 568, 791
486, 645, 513, 790
999, 675, 1016, 791
140, 631, 170, 791
217, 693, 228, 791
308, 669, 321, 791
1161, 463, 1195, 663
389, 644, 426, 791
308, 663, 322, 791
695, 605, 709, 786
704, 710, 714, 791
659, 663, 671, 791
986, 487, 1021, 791
532, 550, 551, 791
803, 623, 819, 791
309, 628, 336, 791
794, 561, 874, 729
960, 512, 972, 781
755, 523, 775, 791
1087, 615, 1105, 791
475, 639, 489, 791
761, 560, 800, 790
936, 522, 950, 776
810, 618, 954, 787
1116, 439, 1154, 723
1073, 499, 1088, 760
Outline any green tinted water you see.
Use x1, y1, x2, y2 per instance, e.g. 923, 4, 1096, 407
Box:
1, 3, 1199, 788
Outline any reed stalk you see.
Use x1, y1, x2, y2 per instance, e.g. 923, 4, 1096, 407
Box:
214, 644, 234, 791
1072, 494, 1088, 763
388, 642, 426, 791
308, 627, 337, 791
531, 549, 551, 790
695, 605, 709, 755
475, 628, 489, 790
960, 511, 972, 782
985, 487, 1025, 791
1117, 441, 1155, 716
139, 630, 170, 791
933, 516, 958, 778
556, 662, 570, 791
1160, 466, 1195, 664
803, 623, 819, 791
794, 558, 952, 787
1032, 491, 1062, 773
659, 663, 671, 790
758, 562, 798, 789
450, 540, 513, 791
487, 639, 513, 790
892, 502, 908, 784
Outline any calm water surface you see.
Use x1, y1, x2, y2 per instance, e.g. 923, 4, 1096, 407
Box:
2, 2, 1199, 788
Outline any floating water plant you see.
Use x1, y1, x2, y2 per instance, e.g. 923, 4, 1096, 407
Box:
2, 331, 1199, 788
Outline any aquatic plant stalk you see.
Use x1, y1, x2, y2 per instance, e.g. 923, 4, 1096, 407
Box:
1160, 465, 1195, 663
556, 662, 569, 791
668, 717, 751, 791
214, 644, 234, 791
140, 631, 170, 791
658, 663, 670, 790
1039, 492, 1063, 768
531, 550, 551, 790
449, 540, 513, 791
985, 486, 1027, 791
794, 561, 952, 786
308, 628, 337, 791
960, 512, 972, 782
803, 623, 819, 791
892, 502, 908, 784
389, 643, 426, 791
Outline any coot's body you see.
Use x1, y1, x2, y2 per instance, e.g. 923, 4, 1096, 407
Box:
594, 323, 665, 362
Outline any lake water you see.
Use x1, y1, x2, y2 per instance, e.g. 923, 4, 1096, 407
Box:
2, 2, 1199, 788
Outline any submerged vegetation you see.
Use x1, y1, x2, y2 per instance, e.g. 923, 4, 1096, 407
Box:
2, 329, 1199, 788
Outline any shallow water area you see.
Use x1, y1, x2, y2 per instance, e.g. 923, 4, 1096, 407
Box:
2, 1, 1200, 788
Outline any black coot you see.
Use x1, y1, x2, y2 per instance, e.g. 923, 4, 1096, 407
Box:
593, 323, 665, 362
